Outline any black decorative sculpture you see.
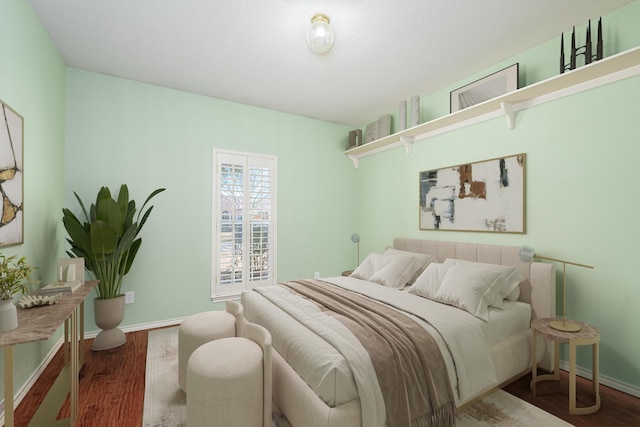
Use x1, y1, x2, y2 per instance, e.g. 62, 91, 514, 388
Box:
560, 18, 603, 74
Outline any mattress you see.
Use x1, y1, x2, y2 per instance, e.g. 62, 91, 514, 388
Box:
241, 276, 532, 409
241, 283, 359, 407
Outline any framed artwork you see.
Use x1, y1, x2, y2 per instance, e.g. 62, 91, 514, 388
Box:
419, 154, 525, 233
450, 63, 519, 113
0, 100, 24, 247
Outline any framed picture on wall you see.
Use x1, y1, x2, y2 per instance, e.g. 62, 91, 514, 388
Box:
419, 154, 525, 233
450, 64, 519, 113
0, 100, 24, 247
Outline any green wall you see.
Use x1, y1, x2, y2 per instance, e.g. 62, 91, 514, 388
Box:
354, 1, 640, 392
0, 0, 67, 403
64, 70, 357, 329
2, 0, 639, 409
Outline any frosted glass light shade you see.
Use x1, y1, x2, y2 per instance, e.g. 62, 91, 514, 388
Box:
307, 14, 334, 53
518, 245, 535, 263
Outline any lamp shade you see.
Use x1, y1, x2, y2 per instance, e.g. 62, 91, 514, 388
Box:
518, 245, 536, 263
351, 233, 360, 266
307, 14, 334, 53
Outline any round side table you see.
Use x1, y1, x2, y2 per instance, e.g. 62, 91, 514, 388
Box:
531, 317, 601, 415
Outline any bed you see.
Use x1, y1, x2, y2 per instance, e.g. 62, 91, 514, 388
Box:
240, 238, 556, 427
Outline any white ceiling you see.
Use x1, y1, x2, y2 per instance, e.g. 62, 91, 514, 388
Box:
28, 0, 633, 127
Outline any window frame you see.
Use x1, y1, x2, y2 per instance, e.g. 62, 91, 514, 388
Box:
211, 149, 277, 301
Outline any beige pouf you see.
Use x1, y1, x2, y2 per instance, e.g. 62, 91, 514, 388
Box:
178, 310, 236, 391
187, 337, 264, 427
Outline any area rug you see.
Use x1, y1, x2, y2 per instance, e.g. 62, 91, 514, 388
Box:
143, 327, 571, 427
456, 389, 572, 426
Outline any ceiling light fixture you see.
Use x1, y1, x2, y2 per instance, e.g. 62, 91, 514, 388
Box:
307, 14, 334, 54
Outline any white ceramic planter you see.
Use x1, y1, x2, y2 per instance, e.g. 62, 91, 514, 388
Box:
92, 295, 126, 351
0, 299, 18, 331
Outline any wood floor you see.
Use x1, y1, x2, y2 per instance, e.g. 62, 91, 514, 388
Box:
11, 328, 640, 427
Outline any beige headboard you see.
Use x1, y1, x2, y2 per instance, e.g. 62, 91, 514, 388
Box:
393, 238, 556, 321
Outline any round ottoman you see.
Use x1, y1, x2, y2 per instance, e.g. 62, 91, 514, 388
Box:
178, 311, 236, 391
187, 337, 263, 427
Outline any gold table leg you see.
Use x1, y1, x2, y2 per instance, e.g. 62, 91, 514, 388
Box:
568, 336, 601, 415
531, 335, 560, 395
4, 345, 14, 427
70, 306, 79, 424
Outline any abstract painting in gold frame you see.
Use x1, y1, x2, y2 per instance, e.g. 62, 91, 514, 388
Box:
419, 154, 525, 233
0, 100, 24, 246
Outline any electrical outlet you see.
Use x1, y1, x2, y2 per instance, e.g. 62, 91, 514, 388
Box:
125, 291, 135, 304
314, 272, 320, 279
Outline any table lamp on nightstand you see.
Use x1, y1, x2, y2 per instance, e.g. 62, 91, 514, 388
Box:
519, 245, 594, 332
351, 233, 360, 266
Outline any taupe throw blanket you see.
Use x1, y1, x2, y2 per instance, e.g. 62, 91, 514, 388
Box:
280, 279, 455, 427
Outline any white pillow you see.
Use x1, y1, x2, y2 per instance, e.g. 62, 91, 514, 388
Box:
408, 263, 452, 299
383, 248, 436, 284
432, 264, 506, 321
350, 253, 380, 281
506, 284, 520, 301
443, 259, 525, 307
370, 256, 417, 289
351, 253, 418, 289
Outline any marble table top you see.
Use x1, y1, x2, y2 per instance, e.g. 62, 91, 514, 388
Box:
532, 317, 600, 343
0, 280, 97, 347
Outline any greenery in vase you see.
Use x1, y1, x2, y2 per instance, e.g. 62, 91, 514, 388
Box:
62, 184, 165, 299
0, 255, 38, 301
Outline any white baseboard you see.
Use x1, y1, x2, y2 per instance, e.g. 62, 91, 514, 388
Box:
83, 317, 185, 338
558, 360, 640, 398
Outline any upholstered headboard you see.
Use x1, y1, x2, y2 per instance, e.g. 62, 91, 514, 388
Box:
393, 238, 556, 321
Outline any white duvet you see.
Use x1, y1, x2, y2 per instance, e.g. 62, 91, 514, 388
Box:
243, 276, 500, 427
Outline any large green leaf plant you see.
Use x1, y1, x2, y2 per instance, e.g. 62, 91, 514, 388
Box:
62, 185, 165, 299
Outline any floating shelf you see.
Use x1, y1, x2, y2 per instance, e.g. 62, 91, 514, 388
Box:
344, 45, 640, 168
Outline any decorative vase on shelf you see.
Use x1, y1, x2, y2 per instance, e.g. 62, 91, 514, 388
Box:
0, 299, 18, 332
92, 295, 126, 351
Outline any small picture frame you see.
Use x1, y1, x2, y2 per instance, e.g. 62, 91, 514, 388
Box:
450, 64, 519, 113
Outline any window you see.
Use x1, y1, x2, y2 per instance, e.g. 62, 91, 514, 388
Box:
212, 149, 277, 300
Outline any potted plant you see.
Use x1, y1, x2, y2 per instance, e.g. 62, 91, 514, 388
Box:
0, 254, 37, 331
62, 184, 165, 350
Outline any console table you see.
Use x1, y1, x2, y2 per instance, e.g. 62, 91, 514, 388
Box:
1, 280, 97, 427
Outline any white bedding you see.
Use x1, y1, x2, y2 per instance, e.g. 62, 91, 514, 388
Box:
242, 276, 532, 426
482, 300, 531, 344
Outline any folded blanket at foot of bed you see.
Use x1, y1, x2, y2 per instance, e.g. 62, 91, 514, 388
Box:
279, 279, 455, 427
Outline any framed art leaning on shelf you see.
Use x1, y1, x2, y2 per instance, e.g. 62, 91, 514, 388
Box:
450, 63, 519, 112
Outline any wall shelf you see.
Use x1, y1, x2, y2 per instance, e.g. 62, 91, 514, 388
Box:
344, 45, 640, 168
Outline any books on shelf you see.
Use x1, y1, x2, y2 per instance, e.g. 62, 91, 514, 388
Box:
40, 280, 82, 295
